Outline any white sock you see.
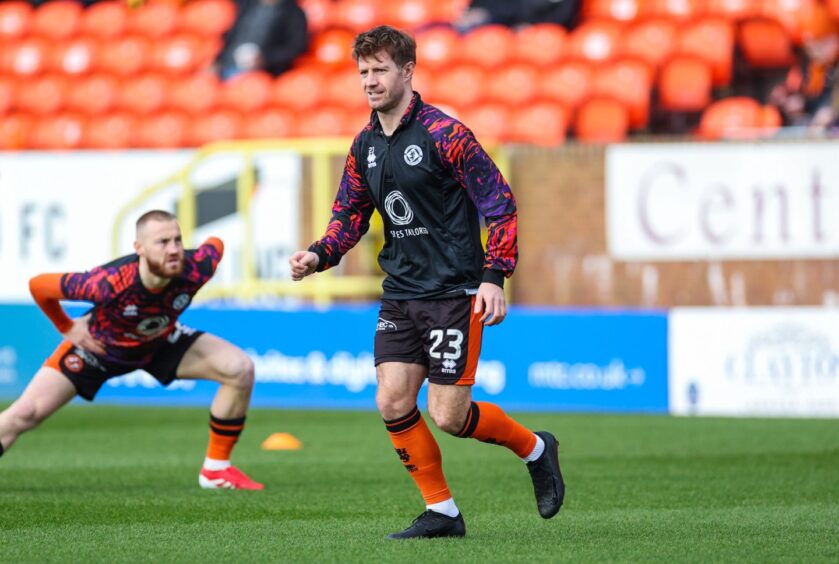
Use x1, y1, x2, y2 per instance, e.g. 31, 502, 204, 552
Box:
426, 498, 459, 518
521, 434, 545, 463
203, 457, 231, 471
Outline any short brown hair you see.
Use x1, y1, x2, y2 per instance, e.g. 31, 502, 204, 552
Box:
352, 25, 416, 67
136, 209, 177, 233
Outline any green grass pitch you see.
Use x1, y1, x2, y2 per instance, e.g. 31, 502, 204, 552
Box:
0, 405, 837, 562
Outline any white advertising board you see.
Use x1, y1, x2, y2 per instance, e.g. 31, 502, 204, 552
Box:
669, 307, 839, 417
607, 142, 839, 260
0, 151, 300, 301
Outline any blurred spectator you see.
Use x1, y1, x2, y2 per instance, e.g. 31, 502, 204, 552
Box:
768, 5, 839, 132
214, 0, 308, 80
455, 0, 579, 33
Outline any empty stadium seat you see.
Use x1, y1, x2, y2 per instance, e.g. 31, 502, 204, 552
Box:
32, 1, 82, 41
582, 0, 640, 22
153, 34, 204, 75
698, 96, 782, 139
189, 109, 244, 145
118, 74, 170, 115
738, 18, 795, 68
67, 74, 119, 115
129, 2, 180, 38
538, 60, 595, 110
568, 21, 623, 63
180, 0, 236, 37
299, 0, 332, 33
486, 63, 540, 106
18, 75, 68, 115
575, 97, 629, 143
462, 25, 516, 68
83, 112, 137, 149
98, 35, 152, 77
335, 0, 382, 33
658, 56, 713, 111
311, 28, 356, 68
415, 26, 460, 69
510, 102, 567, 146
52, 38, 98, 75
272, 67, 327, 111
431, 64, 487, 109
594, 59, 652, 128
622, 19, 678, 72
2, 38, 50, 76
514, 24, 568, 67
80, 1, 129, 39
677, 18, 734, 86
0, 113, 31, 150
388, 0, 443, 28
30, 113, 85, 150
459, 103, 512, 144
762, 0, 817, 43
323, 67, 368, 110
168, 73, 221, 114
303, 106, 352, 137
640, 0, 704, 20
707, 0, 761, 20
829, 0, 839, 20
136, 111, 189, 148
0, 2, 32, 41
244, 108, 298, 139
0, 78, 15, 114
222, 72, 273, 112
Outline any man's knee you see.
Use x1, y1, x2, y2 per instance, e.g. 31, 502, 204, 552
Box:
376, 389, 416, 421
6, 398, 43, 432
428, 403, 468, 435
216, 352, 255, 391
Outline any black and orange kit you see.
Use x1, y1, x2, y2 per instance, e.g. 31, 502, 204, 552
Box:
30, 238, 223, 400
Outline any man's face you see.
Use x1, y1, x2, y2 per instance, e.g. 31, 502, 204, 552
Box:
135, 219, 185, 278
358, 50, 413, 113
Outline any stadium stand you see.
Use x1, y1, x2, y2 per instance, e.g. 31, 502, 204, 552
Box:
0, 0, 837, 148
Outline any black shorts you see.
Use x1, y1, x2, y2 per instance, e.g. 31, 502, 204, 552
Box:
44, 324, 204, 401
374, 296, 483, 385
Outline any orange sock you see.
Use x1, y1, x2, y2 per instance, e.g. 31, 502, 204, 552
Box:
384, 406, 451, 504
206, 414, 245, 461
456, 401, 537, 458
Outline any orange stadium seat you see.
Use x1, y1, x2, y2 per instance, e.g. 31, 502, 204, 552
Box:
514, 24, 568, 67
83, 112, 137, 149
335, 0, 383, 33
118, 74, 170, 115
829, 0, 839, 20
622, 19, 678, 72
303, 106, 351, 136
762, 0, 817, 44
486, 63, 540, 106
180, 0, 236, 37
0, 2, 32, 41
738, 18, 795, 67
222, 71, 273, 112
311, 28, 356, 68
98, 35, 152, 77
458, 103, 512, 144
80, 1, 129, 39
30, 113, 85, 150
0, 77, 15, 114
388, 0, 443, 29
66, 74, 119, 115
698, 96, 782, 139
640, 0, 704, 21
707, 0, 761, 20
189, 109, 244, 145
568, 21, 623, 63
538, 60, 595, 110
129, 2, 180, 38
0, 113, 32, 150
677, 18, 734, 86
299, 0, 332, 33
415, 26, 461, 69
244, 108, 298, 138
135, 111, 189, 148
658, 56, 713, 111
431, 64, 487, 109
575, 97, 629, 142
272, 67, 327, 111
324, 67, 367, 110
594, 58, 652, 128
153, 34, 204, 75
461, 25, 516, 68
411, 65, 436, 100
18, 75, 67, 115
31, 1, 82, 41
168, 73, 220, 114
52, 38, 98, 76
582, 0, 640, 22
510, 102, 567, 146
2, 38, 50, 76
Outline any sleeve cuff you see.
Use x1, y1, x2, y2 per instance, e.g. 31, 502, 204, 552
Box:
307, 244, 329, 273
481, 268, 505, 288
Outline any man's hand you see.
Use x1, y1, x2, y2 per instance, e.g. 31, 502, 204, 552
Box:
62, 315, 106, 355
473, 282, 506, 326
289, 251, 320, 281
